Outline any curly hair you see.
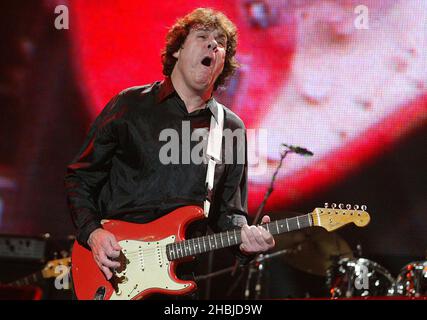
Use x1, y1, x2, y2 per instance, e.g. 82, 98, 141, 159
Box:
161, 8, 239, 90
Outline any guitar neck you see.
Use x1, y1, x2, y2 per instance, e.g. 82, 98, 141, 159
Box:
7, 272, 43, 287
3, 257, 71, 287
166, 213, 313, 261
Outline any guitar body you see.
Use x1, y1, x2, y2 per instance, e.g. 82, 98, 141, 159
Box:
71, 205, 204, 300
71, 203, 371, 300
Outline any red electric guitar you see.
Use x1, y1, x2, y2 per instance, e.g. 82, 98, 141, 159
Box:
71, 204, 370, 300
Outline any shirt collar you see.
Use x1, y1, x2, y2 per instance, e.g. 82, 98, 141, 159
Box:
156, 77, 219, 122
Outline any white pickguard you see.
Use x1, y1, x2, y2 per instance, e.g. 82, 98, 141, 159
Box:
109, 236, 190, 300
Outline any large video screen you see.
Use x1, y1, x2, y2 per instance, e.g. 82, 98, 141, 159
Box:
70, 0, 427, 213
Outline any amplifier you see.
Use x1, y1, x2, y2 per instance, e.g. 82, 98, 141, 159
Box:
0, 234, 47, 262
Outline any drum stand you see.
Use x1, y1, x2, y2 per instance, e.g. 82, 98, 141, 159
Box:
244, 249, 294, 299
194, 248, 294, 299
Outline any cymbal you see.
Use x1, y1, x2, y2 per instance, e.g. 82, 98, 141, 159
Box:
277, 228, 353, 276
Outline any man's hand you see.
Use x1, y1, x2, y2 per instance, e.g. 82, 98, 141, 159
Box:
239, 215, 275, 255
87, 228, 122, 280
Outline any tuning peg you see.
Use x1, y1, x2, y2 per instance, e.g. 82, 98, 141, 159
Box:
354, 204, 359, 210
324, 202, 329, 208
361, 205, 367, 211
338, 203, 344, 209
331, 203, 337, 209
346, 204, 351, 210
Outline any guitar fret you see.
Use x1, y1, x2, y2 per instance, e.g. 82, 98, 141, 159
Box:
192, 239, 197, 254
290, 217, 298, 231
174, 243, 178, 259
286, 219, 290, 232
209, 236, 213, 249
201, 238, 206, 252
220, 233, 224, 247
233, 229, 237, 245
176, 242, 181, 258
296, 216, 301, 229
187, 239, 192, 255
299, 215, 308, 229
185, 241, 189, 256
275, 220, 280, 234
207, 235, 212, 250
193, 238, 198, 255
195, 239, 199, 254
184, 242, 189, 256
169, 245, 174, 260
178, 242, 183, 258
188, 239, 193, 255
194, 238, 199, 254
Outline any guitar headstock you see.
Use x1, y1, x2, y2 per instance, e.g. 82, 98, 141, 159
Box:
311, 203, 370, 231
41, 257, 71, 279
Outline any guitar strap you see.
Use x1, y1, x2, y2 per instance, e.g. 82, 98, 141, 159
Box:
204, 101, 224, 218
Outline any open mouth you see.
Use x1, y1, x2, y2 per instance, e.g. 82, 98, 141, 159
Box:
201, 56, 212, 67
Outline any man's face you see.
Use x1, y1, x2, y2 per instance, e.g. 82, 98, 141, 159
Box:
172, 26, 227, 93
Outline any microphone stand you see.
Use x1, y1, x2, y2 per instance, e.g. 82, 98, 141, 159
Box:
253, 148, 292, 225
244, 144, 313, 299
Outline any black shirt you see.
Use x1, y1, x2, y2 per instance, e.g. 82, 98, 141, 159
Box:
64, 78, 249, 247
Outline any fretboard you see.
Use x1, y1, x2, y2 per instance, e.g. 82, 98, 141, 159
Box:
166, 213, 313, 261
7, 272, 43, 287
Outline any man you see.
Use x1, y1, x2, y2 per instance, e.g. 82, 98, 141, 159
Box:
65, 8, 274, 288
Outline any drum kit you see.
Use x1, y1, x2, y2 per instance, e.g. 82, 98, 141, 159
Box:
272, 228, 427, 299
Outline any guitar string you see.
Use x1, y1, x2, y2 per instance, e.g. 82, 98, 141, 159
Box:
121, 237, 240, 257
118, 217, 298, 257
118, 229, 246, 256
109, 242, 230, 257
109, 212, 364, 257
122, 244, 230, 258
118, 229, 246, 258
118, 215, 314, 256
116, 223, 290, 257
